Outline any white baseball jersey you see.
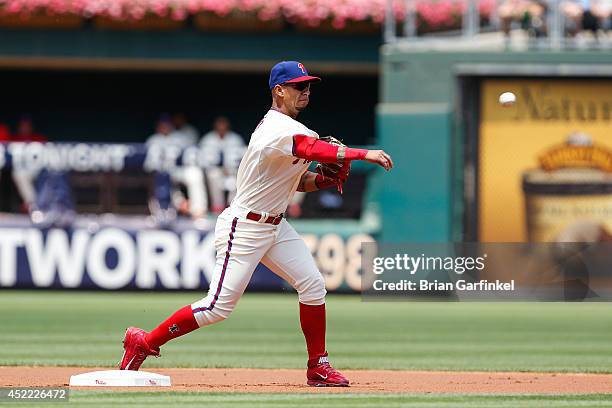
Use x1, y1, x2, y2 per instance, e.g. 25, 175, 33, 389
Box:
191, 108, 327, 327
200, 130, 245, 151
231, 109, 318, 216
200, 130, 246, 169
146, 131, 195, 150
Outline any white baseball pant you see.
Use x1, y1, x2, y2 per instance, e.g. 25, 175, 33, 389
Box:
170, 166, 207, 217
205, 167, 230, 210
191, 207, 326, 326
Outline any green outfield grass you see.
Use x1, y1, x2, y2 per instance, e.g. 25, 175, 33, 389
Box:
2, 291, 612, 407
1, 291, 612, 372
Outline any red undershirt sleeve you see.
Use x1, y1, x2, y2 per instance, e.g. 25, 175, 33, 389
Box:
292, 135, 367, 163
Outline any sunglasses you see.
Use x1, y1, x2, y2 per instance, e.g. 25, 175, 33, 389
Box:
282, 82, 310, 92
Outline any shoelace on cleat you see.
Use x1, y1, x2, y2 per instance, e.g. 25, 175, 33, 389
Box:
131, 350, 148, 369
318, 364, 339, 375
120, 339, 159, 368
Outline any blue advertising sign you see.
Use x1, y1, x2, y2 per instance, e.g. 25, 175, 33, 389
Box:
0, 219, 284, 291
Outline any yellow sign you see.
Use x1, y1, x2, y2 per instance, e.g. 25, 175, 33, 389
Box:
479, 79, 612, 242
539, 144, 612, 172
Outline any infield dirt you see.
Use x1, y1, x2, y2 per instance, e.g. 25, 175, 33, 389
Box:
2, 367, 612, 394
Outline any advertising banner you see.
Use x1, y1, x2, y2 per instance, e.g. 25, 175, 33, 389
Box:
0, 216, 372, 292
0, 220, 281, 291
479, 79, 612, 242
0, 142, 245, 172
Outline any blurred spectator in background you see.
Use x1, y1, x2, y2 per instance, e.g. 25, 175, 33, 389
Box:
499, 0, 547, 38
200, 116, 245, 214
172, 112, 199, 146
11, 115, 48, 213
563, 0, 586, 35
146, 114, 193, 149
12, 114, 47, 143
147, 114, 207, 221
0, 123, 10, 141
30, 169, 75, 228
0, 123, 10, 213
11, 115, 76, 227
563, 0, 612, 36
287, 191, 305, 218
591, 0, 612, 31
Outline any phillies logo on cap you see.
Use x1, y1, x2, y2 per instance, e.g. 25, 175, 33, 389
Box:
268, 60, 322, 89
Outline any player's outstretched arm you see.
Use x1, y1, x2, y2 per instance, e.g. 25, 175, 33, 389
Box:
364, 150, 394, 171
293, 135, 393, 171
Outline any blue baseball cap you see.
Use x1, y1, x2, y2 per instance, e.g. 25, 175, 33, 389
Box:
269, 61, 321, 90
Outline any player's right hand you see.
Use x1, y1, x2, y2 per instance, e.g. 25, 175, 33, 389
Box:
365, 150, 394, 171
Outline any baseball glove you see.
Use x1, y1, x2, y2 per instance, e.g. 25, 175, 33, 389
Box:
315, 135, 351, 193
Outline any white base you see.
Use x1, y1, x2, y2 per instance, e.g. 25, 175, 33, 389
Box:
69, 370, 171, 387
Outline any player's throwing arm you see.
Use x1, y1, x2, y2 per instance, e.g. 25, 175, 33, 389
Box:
293, 134, 393, 171
292, 134, 393, 194
364, 149, 394, 171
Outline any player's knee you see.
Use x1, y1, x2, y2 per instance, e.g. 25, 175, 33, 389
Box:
205, 305, 233, 324
216, 302, 236, 320
191, 296, 236, 325
296, 273, 327, 305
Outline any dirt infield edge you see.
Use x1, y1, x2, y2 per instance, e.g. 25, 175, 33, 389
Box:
2, 366, 612, 394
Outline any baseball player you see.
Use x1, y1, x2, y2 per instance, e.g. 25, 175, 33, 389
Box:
119, 61, 394, 387
146, 115, 207, 219
200, 116, 246, 213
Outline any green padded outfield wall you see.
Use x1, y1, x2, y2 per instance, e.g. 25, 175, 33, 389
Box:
376, 47, 612, 243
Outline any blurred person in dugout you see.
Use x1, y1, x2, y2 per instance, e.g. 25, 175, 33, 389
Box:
199, 116, 245, 214
172, 112, 199, 144
147, 114, 207, 220
562, 0, 612, 36
498, 0, 547, 37
0, 122, 10, 141
9, 115, 48, 213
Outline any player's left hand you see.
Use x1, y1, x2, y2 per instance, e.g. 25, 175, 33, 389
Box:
315, 160, 350, 194
314, 160, 350, 183
365, 150, 394, 171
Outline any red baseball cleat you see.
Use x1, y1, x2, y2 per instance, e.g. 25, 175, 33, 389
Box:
306, 353, 349, 387
119, 327, 160, 371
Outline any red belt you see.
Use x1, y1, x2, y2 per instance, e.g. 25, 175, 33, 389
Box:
246, 211, 284, 225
